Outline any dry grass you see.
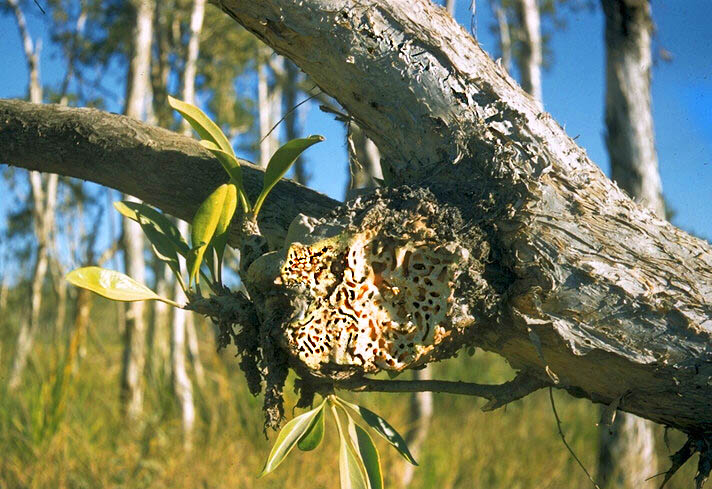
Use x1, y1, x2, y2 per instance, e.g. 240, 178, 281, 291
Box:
0, 293, 696, 489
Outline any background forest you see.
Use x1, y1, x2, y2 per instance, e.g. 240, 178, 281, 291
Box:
0, 0, 710, 488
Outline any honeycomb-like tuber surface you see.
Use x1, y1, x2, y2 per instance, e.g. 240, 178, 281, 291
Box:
281, 223, 468, 373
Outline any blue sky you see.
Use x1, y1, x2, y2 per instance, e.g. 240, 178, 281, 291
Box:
1, 0, 711, 252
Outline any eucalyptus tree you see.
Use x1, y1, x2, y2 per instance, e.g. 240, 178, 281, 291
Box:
2, 0, 711, 486
5, 0, 60, 391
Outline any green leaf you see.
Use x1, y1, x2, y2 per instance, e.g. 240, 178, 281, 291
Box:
138, 219, 185, 291
336, 398, 417, 466
66, 267, 179, 307
331, 404, 370, 489
188, 184, 230, 287
113, 201, 189, 256
168, 96, 234, 156
259, 401, 325, 477
252, 136, 324, 217
199, 140, 250, 212
297, 407, 325, 451
211, 183, 238, 282
351, 420, 383, 489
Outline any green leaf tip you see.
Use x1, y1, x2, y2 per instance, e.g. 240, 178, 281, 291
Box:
168, 95, 234, 156
188, 183, 232, 287
336, 398, 417, 466
252, 135, 324, 217
65, 267, 180, 307
297, 407, 325, 451
259, 400, 326, 478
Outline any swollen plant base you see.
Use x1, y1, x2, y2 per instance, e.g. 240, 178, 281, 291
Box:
247, 186, 496, 382
282, 228, 466, 372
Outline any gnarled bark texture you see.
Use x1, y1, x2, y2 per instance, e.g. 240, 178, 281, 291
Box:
1, 0, 711, 439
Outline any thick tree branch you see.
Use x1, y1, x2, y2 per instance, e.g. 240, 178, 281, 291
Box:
0, 99, 338, 246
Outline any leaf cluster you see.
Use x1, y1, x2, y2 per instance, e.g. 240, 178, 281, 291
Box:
260, 395, 417, 489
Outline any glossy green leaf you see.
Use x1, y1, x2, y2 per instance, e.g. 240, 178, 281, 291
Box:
336, 398, 417, 466
168, 96, 234, 156
332, 404, 370, 489
253, 136, 324, 217
113, 201, 189, 256
188, 184, 230, 286
138, 219, 185, 291
350, 419, 383, 489
297, 406, 325, 451
259, 401, 325, 477
199, 140, 250, 212
211, 183, 237, 282
66, 267, 179, 307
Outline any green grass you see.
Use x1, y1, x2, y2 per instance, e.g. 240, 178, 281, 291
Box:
0, 292, 697, 489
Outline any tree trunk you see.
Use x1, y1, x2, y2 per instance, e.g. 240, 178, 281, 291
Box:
602, 0, 664, 218
491, 0, 512, 73
119, 0, 154, 421
150, 261, 172, 375
514, 0, 543, 104
283, 60, 308, 185
258, 53, 283, 168
596, 1, 660, 486
185, 311, 206, 390
6, 0, 61, 391
401, 367, 434, 487
0, 273, 7, 311
445, 0, 456, 16
346, 122, 383, 199
172, 221, 195, 448
3, 0, 712, 441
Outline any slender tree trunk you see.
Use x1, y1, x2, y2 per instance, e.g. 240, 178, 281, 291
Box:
0, 273, 7, 311
346, 122, 383, 199
170, 0, 206, 441
596, 1, 660, 487
172, 220, 195, 448
514, 0, 543, 105
491, 0, 512, 73
445, 0, 456, 16
6, 0, 61, 391
120, 0, 154, 421
151, 0, 172, 127
150, 262, 172, 375
283, 60, 308, 185
185, 311, 205, 390
401, 368, 434, 487
258, 53, 283, 168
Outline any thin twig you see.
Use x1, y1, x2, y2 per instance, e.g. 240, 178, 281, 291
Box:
336, 372, 547, 410
33, 0, 46, 14
548, 387, 601, 489
259, 90, 321, 145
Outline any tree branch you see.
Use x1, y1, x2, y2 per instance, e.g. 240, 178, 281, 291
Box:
0, 99, 339, 247
336, 371, 549, 411
210, 0, 712, 436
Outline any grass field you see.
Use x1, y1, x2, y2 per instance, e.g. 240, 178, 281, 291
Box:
0, 288, 696, 489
